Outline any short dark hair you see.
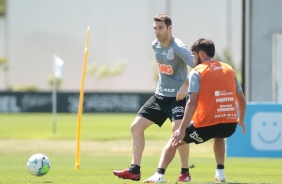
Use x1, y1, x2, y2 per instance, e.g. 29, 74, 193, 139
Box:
153, 14, 172, 28
190, 38, 215, 57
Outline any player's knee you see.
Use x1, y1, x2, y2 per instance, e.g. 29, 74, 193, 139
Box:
165, 143, 177, 154
130, 122, 143, 134
130, 118, 152, 134
166, 139, 176, 150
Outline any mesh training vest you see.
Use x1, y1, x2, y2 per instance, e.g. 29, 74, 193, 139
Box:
192, 60, 238, 128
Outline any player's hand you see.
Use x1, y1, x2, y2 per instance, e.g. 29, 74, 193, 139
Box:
171, 129, 185, 146
238, 120, 246, 134
176, 87, 187, 101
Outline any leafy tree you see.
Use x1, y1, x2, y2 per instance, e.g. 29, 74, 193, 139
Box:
0, 0, 5, 16
215, 48, 242, 84
87, 59, 126, 78
48, 76, 62, 89
0, 57, 7, 71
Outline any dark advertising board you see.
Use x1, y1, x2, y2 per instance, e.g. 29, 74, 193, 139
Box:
0, 92, 152, 113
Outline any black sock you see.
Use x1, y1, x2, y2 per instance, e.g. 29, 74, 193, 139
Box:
216, 164, 224, 169
129, 164, 140, 174
181, 168, 189, 174
157, 168, 165, 174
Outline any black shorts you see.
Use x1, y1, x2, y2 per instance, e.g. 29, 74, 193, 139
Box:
183, 122, 237, 144
137, 94, 186, 127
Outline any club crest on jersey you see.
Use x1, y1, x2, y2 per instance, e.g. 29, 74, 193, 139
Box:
167, 47, 174, 60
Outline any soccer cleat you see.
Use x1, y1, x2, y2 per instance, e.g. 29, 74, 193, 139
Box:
142, 172, 165, 183
177, 173, 191, 182
215, 169, 226, 183
113, 168, 140, 181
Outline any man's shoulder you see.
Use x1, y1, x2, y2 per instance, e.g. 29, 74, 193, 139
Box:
152, 39, 159, 48
194, 63, 207, 71
170, 38, 189, 54
172, 37, 186, 48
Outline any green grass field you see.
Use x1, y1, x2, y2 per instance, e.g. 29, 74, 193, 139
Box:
0, 113, 281, 183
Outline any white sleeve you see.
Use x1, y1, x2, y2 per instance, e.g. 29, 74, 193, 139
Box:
188, 70, 200, 93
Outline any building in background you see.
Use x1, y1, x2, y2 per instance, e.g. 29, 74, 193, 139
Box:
243, 0, 282, 102
0, 0, 242, 92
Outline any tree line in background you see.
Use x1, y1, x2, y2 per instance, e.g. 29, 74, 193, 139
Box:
215, 48, 242, 84
1, 49, 241, 92
0, 0, 5, 16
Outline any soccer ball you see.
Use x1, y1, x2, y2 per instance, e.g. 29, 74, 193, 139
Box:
27, 153, 50, 176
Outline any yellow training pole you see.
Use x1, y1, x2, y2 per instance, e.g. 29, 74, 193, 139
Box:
75, 26, 90, 170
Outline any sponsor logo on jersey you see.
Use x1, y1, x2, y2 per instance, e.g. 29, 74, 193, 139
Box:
159, 87, 176, 93
216, 97, 234, 103
215, 113, 237, 119
211, 63, 223, 70
214, 90, 233, 96
217, 107, 235, 112
158, 64, 173, 75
